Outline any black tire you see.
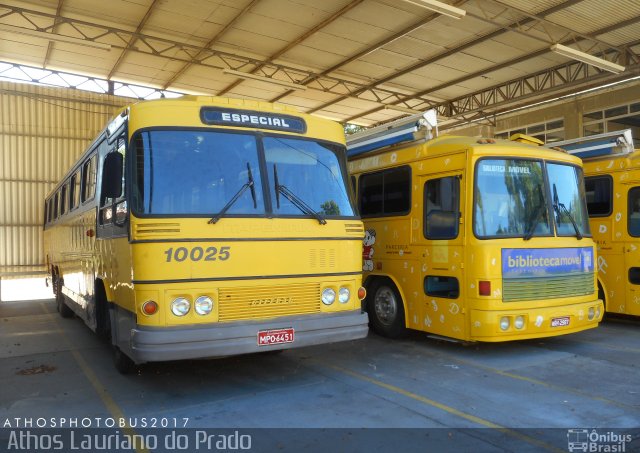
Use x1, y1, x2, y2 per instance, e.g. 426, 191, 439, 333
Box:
598, 282, 607, 320
55, 277, 74, 319
366, 279, 407, 338
113, 346, 136, 375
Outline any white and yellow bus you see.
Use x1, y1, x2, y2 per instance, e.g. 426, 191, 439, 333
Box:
553, 129, 640, 317
347, 112, 603, 342
44, 96, 368, 372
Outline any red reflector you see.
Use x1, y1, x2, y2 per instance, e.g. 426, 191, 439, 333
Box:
479, 281, 491, 296
142, 301, 158, 315
357, 287, 367, 300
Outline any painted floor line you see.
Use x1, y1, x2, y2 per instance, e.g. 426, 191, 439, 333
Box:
320, 361, 566, 453
41, 303, 150, 453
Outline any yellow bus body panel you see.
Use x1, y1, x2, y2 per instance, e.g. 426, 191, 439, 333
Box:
582, 150, 640, 316
349, 135, 603, 342
43, 96, 368, 363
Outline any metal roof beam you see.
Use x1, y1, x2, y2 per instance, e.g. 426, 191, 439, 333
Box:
162, 0, 261, 90
42, 0, 64, 68
216, 0, 365, 96
107, 0, 160, 80
307, 0, 586, 115
268, 1, 465, 103
342, 20, 640, 124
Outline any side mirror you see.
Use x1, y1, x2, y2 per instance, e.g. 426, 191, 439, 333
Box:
101, 152, 123, 199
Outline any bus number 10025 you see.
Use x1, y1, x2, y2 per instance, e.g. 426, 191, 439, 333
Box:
163, 246, 231, 262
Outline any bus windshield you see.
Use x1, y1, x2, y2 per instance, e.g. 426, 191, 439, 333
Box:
473, 159, 589, 240
547, 162, 590, 237
474, 158, 589, 239
132, 130, 355, 218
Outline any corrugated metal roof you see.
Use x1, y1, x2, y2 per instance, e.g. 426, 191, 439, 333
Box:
0, 0, 637, 125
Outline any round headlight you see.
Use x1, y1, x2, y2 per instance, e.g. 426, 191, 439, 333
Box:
588, 306, 595, 320
322, 288, 336, 305
499, 316, 510, 331
514, 315, 525, 330
195, 296, 213, 315
171, 297, 190, 316
338, 287, 350, 304
596, 306, 601, 319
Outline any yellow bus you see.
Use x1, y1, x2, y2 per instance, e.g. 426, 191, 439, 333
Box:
552, 129, 640, 317
44, 96, 368, 372
347, 111, 603, 341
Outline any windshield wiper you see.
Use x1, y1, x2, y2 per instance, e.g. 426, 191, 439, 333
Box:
552, 184, 583, 240
524, 192, 546, 241
273, 164, 326, 225
208, 162, 257, 224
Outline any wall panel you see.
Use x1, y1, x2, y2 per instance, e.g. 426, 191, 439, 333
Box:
0, 82, 133, 274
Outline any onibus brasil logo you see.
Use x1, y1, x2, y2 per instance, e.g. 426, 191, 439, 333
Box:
567, 429, 632, 452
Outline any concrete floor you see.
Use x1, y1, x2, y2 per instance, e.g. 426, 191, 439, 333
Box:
1, 299, 639, 452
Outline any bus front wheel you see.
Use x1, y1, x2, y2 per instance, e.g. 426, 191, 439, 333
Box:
112, 346, 136, 375
366, 279, 407, 338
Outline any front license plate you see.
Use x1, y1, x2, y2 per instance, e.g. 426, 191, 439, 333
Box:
551, 316, 570, 327
257, 328, 294, 346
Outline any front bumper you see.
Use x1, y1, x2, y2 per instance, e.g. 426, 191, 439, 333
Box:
130, 310, 368, 363
469, 299, 604, 341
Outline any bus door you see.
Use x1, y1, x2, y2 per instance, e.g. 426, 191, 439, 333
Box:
96, 134, 132, 312
625, 186, 640, 315
415, 171, 465, 338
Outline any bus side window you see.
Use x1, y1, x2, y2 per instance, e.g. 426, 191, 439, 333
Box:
628, 187, 640, 237
53, 191, 59, 219
358, 166, 411, 217
584, 176, 612, 217
70, 170, 81, 210
81, 154, 97, 203
424, 176, 460, 239
60, 183, 68, 216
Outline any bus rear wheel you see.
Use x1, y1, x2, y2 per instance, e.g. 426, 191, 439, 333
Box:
366, 279, 407, 338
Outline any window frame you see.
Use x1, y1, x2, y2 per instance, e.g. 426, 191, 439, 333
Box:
358, 165, 412, 218
423, 175, 460, 240
584, 175, 613, 218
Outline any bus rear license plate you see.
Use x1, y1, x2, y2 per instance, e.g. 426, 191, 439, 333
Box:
257, 328, 294, 346
551, 316, 570, 327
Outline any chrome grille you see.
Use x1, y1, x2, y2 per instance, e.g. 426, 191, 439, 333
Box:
218, 283, 321, 322
503, 273, 595, 302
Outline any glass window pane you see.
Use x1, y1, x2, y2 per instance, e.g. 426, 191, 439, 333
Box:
264, 136, 354, 217
584, 123, 604, 136
629, 187, 640, 237
359, 172, 384, 216
547, 163, 590, 236
527, 124, 545, 134
424, 176, 459, 239
424, 276, 459, 299
359, 167, 411, 217
474, 159, 550, 239
133, 130, 264, 216
605, 105, 628, 118
82, 155, 97, 202
547, 120, 564, 130
583, 111, 603, 121
584, 176, 612, 217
